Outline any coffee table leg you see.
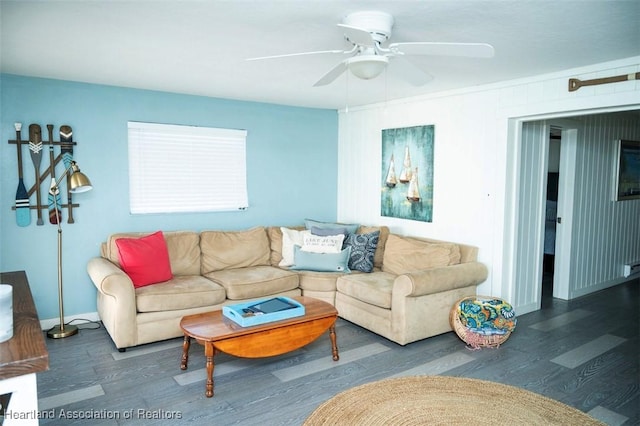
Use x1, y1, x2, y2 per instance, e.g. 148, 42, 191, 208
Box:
329, 324, 339, 361
181, 335, 191, 370
205, 342, 216, 398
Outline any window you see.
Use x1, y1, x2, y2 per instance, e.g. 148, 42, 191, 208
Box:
127, 121, 248, 214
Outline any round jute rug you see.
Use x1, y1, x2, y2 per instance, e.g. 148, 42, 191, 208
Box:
304, 376, 604, 425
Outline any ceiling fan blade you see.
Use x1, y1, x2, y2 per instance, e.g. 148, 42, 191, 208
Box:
246, 49, 346, 61
337, 24, 375, 47
313, 60, 349, 87
390, 42, 495, 58
391, 56, 433, 86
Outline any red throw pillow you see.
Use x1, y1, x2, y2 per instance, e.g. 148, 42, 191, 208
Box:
115, 231, 173, 288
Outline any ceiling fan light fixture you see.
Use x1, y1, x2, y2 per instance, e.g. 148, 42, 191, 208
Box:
348, 56, 389, 80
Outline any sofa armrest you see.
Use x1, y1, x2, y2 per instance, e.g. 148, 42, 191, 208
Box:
87, 257, 137, 348
87, 257, 136, 300
393, 262, 488, 297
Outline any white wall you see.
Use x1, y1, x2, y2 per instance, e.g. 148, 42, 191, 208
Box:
337, 56, 640, 311
567, 113, 640, 295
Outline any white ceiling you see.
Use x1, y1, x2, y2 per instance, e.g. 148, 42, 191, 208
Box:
1, 1, 639, 110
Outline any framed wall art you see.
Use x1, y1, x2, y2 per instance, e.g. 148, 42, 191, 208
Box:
614, 139, 640, 201
381, 125, 434, 222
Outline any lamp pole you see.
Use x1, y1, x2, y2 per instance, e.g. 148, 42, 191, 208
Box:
47, 161, 92, 339
47, 195, 77, 338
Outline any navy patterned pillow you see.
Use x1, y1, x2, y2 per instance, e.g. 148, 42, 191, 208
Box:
343, 231, 380, 273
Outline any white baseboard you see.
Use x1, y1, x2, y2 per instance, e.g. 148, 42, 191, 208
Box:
570, 276, 632, 299
40, 312, 100, 331
623, 261, 640, 278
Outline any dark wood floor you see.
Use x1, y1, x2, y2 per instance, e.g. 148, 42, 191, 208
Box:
24, 278, 640, 425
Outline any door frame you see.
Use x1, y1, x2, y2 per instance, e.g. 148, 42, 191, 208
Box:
503, 116, 579, 314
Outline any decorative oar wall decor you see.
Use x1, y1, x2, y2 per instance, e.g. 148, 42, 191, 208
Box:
60, 125, 75, 224
47, 125, 63, 224
28, 124, 44, 225
13, 123, 30, 227
8, 123, 85, 225
569, 71, 640, 92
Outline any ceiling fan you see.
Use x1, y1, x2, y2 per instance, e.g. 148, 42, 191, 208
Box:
247, 11, 495, 87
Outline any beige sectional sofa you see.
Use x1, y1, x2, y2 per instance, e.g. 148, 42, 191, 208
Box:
87, 224, 488, 351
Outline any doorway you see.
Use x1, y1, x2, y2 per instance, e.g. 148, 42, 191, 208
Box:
506, 108, 640, 315
509, 119, 578, 313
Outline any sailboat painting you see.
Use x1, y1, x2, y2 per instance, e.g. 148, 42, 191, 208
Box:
381, 125, 434, 222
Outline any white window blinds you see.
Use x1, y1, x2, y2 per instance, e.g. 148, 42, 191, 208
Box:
127, 121, 248, 214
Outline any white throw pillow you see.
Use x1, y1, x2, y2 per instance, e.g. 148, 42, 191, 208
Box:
279, 227, 310, 267
301, 233, 345, 254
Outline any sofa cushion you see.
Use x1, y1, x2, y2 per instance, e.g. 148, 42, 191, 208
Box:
291, 245, 351, 273
103, 230, 201, 276
267, 225, 305, 266
204, 265, 299, 300
344, 230, 380, 272
201, 227, 271, 273
357, 225, 389, 269
279, 227, 310, 267
115, 231, 173, 288
164, 231, 202, 276
336, 272, 396, 309
304, 218, 359, 235
297, 270, 345, 292
135, 275, 226, 312
382, 234, 461, 275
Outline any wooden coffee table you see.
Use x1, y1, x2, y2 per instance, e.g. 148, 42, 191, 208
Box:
179, 296, 339, 397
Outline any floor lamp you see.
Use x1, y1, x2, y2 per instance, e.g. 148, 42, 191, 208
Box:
47, 161, 93, 339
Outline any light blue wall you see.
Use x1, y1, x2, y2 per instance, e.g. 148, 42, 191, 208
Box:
0, 74, 338, 320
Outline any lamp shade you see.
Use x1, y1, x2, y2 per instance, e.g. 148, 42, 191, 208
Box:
348, 56, 389, 80
69, 164, 93, 193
